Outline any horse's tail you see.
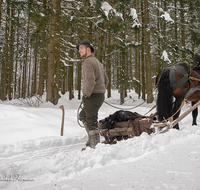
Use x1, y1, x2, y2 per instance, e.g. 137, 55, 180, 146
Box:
157, 69, 173, 121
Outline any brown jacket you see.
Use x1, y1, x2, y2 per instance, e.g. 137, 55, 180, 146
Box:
82, 56, 109, 97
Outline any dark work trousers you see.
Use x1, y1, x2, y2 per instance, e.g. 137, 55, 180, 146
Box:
79, 93, 104, 131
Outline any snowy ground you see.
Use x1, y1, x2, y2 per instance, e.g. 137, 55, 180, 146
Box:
0, 91, 200, 190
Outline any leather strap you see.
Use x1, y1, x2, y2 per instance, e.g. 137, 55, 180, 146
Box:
167, 64, 189, 91
165, 63, 200, 99
185, 86, 200, 99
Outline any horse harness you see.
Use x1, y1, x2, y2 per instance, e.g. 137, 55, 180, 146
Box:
166, 64, 200, 99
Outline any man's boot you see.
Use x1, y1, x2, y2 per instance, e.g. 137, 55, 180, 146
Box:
88, 130, 100, 149
84, 122, 90, 146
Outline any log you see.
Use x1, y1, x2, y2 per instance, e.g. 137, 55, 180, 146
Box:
107, 128, 135, 137
99, 117, 155, 144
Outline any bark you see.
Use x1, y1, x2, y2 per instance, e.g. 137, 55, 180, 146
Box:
141, 1, 145, 101
77, 61, 82, 100
26, 10, 30, 97
8, 4, 15, 100
38, 0, 48, 97
156, 1, 162, 72
0, 0, 2, 27
134, 30, 141, 97
46, 0, 60, 104
54, 0, 61, 97
161, 0, 167, 68
68, 27, 74, 100
120, 52, 125, 105
180, 0, 186, 60
174, 0, 178, 49
144, 0, 153, 103
33, 46, 38, 96
97, 23, 104, 63
107, 28, 111, 98
133, 0, 141, 97
1, 3, 10, 100
129, 44, 133, 90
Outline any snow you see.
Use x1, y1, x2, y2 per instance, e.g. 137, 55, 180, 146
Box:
0, 90, 200, 190
101, 2, 114, 18
160, 12, 174, 23
39, 13, 45, 17
101, 1, 123, 20
130, 8, 137, 20
161, 50, 171, 63
130, 8, 141, 28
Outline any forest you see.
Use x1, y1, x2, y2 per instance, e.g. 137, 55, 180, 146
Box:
0, 0, 199, 105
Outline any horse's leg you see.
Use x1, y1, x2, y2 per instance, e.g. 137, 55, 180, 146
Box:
172, 97, 184, 130
192, 102, 198, 125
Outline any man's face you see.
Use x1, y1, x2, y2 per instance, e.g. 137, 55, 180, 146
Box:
78, 45, 88, 58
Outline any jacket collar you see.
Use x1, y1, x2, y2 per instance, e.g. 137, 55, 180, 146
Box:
83, 55, 93, 62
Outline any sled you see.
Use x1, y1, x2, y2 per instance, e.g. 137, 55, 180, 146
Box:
98, 100, 200, 144
98, 114, 156, 144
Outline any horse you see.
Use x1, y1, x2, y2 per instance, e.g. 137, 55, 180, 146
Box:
156, 53, 200, 130
191, 53, 200, 125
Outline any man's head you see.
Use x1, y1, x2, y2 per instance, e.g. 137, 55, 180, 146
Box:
76, 39, 94, 58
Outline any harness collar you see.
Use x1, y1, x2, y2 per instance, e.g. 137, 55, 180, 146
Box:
166, 64, 190, 91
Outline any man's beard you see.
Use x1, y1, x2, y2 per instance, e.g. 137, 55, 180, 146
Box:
81, 52, 87, 58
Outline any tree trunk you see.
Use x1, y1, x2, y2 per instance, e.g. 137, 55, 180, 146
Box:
54, 0, 61, 100
141, 1, 145, 101
33, 46, 37, 96
107, 28, 111, 98
180, 0, 186, 60
144, 0, 153, 103
14, 10, 20, 99
120, 52, 125, 105
26, 9, 30, 97
174, 0, 178, 57
77, 61, 82, 100
68, 27, 74, 100
134, 31, 141, 97
38, 0, 48, 97
0, 0, 2, 27
1, 3, 10, 100
156, 1, 162, 72
8, 4, 15, 100
161, 0, 167, 68
46, 0, 60, 104
97, 23, 104, 63
129, 44, 133, 90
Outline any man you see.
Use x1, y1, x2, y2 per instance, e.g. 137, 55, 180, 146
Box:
76, 39, 109, 149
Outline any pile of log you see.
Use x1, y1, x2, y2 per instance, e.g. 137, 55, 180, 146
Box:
98, 114, 155, 144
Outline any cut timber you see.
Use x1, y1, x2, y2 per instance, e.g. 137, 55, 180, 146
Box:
98, 114, 155, 144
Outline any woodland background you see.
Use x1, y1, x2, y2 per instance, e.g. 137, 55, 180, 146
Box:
0, 0, 199, 105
